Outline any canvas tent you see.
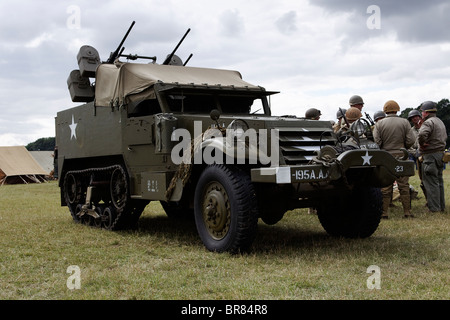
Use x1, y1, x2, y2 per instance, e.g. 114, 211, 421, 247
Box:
30, 151, 54, 175
0, 146, 48, 185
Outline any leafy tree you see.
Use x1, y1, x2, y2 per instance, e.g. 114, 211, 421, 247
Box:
26, 137, 55, 151
436, 99, 450, 148
399, 107, 414, 119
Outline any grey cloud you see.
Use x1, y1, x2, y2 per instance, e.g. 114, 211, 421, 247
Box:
310, 0, 450, 44
219, 9, 245, 37
275, 11, 298, 35
393, 4, 450, 43
310, 0, 447, 15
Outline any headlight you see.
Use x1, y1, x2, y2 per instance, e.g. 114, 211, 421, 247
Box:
350, 120, 366, 137
227, 119, 249, 140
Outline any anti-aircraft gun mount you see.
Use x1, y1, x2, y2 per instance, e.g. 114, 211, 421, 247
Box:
57, 22, 415, 253
67, 21, 192, 103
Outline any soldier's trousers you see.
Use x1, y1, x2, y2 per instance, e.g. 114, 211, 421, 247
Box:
382, 176, 410, 216
422, 153, 445, 212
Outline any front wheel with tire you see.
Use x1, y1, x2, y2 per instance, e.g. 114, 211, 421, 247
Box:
317, 187, 382, 238
194, 165, 258, 253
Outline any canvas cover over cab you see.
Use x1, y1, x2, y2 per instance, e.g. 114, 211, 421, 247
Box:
94, 63, 264, 108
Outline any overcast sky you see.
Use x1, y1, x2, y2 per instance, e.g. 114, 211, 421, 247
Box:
1, 0, 450, 146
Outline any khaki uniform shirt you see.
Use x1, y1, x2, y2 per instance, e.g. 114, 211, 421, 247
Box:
373, 114, 416, 157
332, 118, 346, 133
417, 114, 447, 154
408, 126, 420, 156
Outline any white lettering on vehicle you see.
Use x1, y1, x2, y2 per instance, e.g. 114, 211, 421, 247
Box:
395, 166, 404, 173
292, 169, 328, 181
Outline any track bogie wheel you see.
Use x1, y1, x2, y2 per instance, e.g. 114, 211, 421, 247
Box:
102, 206, 117, 230
110, 166, 129, 210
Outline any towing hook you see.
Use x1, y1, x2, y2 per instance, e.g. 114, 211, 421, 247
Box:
399, 148, 409, 160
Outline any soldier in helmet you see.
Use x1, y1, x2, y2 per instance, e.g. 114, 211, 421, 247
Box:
346, 107, 362, 124
373, 111, 386, 123
373, 100, 416, 219
407, 109, 422, 156
333, 108, 347, 133
407, 109, 422, 160
349, 95, 364, 111
349, 95, 372, 129
305, 108, 321, 120
334, 107, 364, 147
408, 109, 422, 128
335, 107, 362, 138
407, 109, 426, 201
372, 111, 386, 131
417, 101, 447, 213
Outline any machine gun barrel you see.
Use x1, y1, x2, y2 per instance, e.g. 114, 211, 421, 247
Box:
163, 28, 191, 65
106, 21, 136, 64
183, 53, 193, 66
120, 54, 157, 62
365, 112, 375, 126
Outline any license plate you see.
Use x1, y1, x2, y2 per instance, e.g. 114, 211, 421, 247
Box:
291, 168, 329, 182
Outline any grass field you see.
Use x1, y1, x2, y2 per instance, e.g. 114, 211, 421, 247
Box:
0, 170, 449, 301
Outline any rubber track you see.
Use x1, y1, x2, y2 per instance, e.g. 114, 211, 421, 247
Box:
64, 165, 130, 230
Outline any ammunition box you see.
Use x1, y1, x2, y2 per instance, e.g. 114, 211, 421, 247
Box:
77, 45, 100, 78
67, 70, 95, 103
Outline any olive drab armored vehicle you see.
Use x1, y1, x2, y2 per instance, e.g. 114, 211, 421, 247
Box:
55, 22, 415, 253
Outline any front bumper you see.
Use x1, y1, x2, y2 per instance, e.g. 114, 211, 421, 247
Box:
251, 149, 415, 186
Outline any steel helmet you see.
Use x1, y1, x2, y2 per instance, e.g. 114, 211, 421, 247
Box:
383, 100, 400, 113
305, 108, 321, 119
349, 95, 364, 106
336, 108, 347, 119
420, 101, 437, 112
407, 109, 422, 120
373, 111, 386, 121
345, 107, 362, 121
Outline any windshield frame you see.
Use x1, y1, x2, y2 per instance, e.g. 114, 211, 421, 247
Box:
154, 83, 277, 116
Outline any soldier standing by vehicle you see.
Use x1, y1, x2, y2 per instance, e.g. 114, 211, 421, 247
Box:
417, 101, 447, 213
407, 109, 426, 197
373, 100, 416, 219
408, 109, 423, 166
408, 109, 422, 150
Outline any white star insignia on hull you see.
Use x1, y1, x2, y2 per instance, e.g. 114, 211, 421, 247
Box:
69, 115, 77, 140
362, 151, 373, 165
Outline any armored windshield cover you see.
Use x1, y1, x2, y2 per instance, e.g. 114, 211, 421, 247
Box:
95, 63, 262, 107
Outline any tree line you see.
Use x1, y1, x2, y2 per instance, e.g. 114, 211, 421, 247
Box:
26, 137, 55, 151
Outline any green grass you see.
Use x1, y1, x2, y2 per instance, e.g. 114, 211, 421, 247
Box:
0, 171, 449, 300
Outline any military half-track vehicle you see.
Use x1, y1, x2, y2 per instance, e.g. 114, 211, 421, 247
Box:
55, 22, 415, 253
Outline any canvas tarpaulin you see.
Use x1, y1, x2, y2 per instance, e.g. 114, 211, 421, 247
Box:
94, 63, 261, 107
